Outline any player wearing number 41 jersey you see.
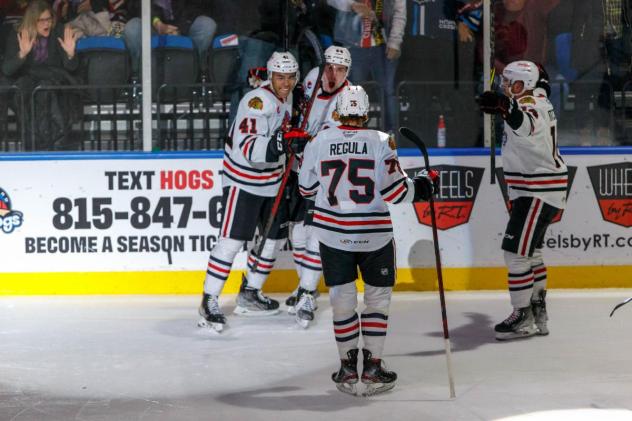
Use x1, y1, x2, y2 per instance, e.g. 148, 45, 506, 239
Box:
479, 60, 568, 341
198, 51, 311, 332
299, 85, 439, 396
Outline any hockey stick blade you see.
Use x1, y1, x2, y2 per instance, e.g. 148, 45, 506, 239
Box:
610, 297, 632, 317
399, 126, 430, 169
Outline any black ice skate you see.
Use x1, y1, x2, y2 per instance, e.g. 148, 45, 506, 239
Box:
360, 349, 397, 396
197, 293, 226, 333
531, 290, 549, 335
294, 290, 317, 329
495, 306, 537, 341
234, 276, 280, 316
332, 349, 359, 395
286, 287, 320, 313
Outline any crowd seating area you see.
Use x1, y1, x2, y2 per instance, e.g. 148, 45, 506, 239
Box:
2, 0, 632, 152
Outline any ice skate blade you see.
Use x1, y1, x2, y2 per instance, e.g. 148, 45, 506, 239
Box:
233, 306, 280, 317
536, 326, 549, 336
197, 318, 224, 333
361, 382, 395, 397
495, 328, 537, 341
335, 382, 357, 396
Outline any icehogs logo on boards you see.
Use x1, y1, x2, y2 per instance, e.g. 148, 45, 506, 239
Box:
0, 188, 24, 234
587, 162, 632, 228
495, 167, 577, 223
406, 165, 484, 230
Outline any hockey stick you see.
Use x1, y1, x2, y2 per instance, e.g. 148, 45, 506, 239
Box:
489, 68, 497, 185
610, 297, 632, 317
399, 126, 456, 399
483, 0, 496, 185
249, 34, 325, 276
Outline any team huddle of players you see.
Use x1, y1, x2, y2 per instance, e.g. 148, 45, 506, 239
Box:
197, 48, 567, 396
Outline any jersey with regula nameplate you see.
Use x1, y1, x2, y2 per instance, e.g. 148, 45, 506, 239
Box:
299, 125, 416, 252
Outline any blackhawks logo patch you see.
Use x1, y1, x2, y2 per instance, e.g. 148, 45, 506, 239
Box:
388, 135, 397, 150
248, 97, 264, 110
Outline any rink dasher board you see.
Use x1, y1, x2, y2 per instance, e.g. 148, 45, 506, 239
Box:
0, 148, 630, 294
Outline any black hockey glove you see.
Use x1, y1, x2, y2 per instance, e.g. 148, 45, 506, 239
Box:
266, 128, 311, 162
291, 83, 307, 126
478, 91, 511, 115
412, 169, 440, 201
478, 91, 523, 130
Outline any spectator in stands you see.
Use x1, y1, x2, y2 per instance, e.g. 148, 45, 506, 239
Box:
0, 0, 28, 23
124, 0, 216, 81
572, 0, 632, 145
457, 0, 559, 145
458, 0, 559, 75
328, 0, 406, 132
0, 0, 28, 57
54, 0, 112, 38
226, 0, 334, 125
2, 0, 80, 150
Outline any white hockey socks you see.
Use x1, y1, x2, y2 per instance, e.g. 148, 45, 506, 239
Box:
361, 286, 392, 359
298, 231, 322, 291
291, 222, 306, 281
245, 238, 280, 290
330, 283, 360, 359
204, 237, 244, 296
504, 250, 534, 309
530, 248, 547, 298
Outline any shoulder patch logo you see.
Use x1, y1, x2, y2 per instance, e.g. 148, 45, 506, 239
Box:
388, 135, 397, 150
248, 97, 264, 110
518, 96, 536, 105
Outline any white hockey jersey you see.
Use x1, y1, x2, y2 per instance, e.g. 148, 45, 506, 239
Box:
502, 89, 568, 209
299, 125, 416, 252
224, 82, 293, 197
301, 67, 350, 136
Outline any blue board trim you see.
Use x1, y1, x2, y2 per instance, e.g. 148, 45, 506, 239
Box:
396, 146, 632, 157
0, 147, 629, 162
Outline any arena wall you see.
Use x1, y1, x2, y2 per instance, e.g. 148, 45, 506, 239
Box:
1, 148, 630, 294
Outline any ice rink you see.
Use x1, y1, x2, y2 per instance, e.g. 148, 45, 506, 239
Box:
1, 290, 632, 421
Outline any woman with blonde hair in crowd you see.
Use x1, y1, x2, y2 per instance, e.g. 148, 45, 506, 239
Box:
3, 0, 78, 72
1, 0, 80, 150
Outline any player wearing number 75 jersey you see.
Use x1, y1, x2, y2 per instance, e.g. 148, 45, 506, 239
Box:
479, 60, 568, 341
298, 85, 439, 396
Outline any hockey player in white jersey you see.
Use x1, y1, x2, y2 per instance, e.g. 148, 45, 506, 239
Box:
284, 45, 354, 328
198, 51, 311, 332
299, 85, 439, 395
479, 60, 568, 340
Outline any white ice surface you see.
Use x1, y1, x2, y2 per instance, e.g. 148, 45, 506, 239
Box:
1, 291, 632, 421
